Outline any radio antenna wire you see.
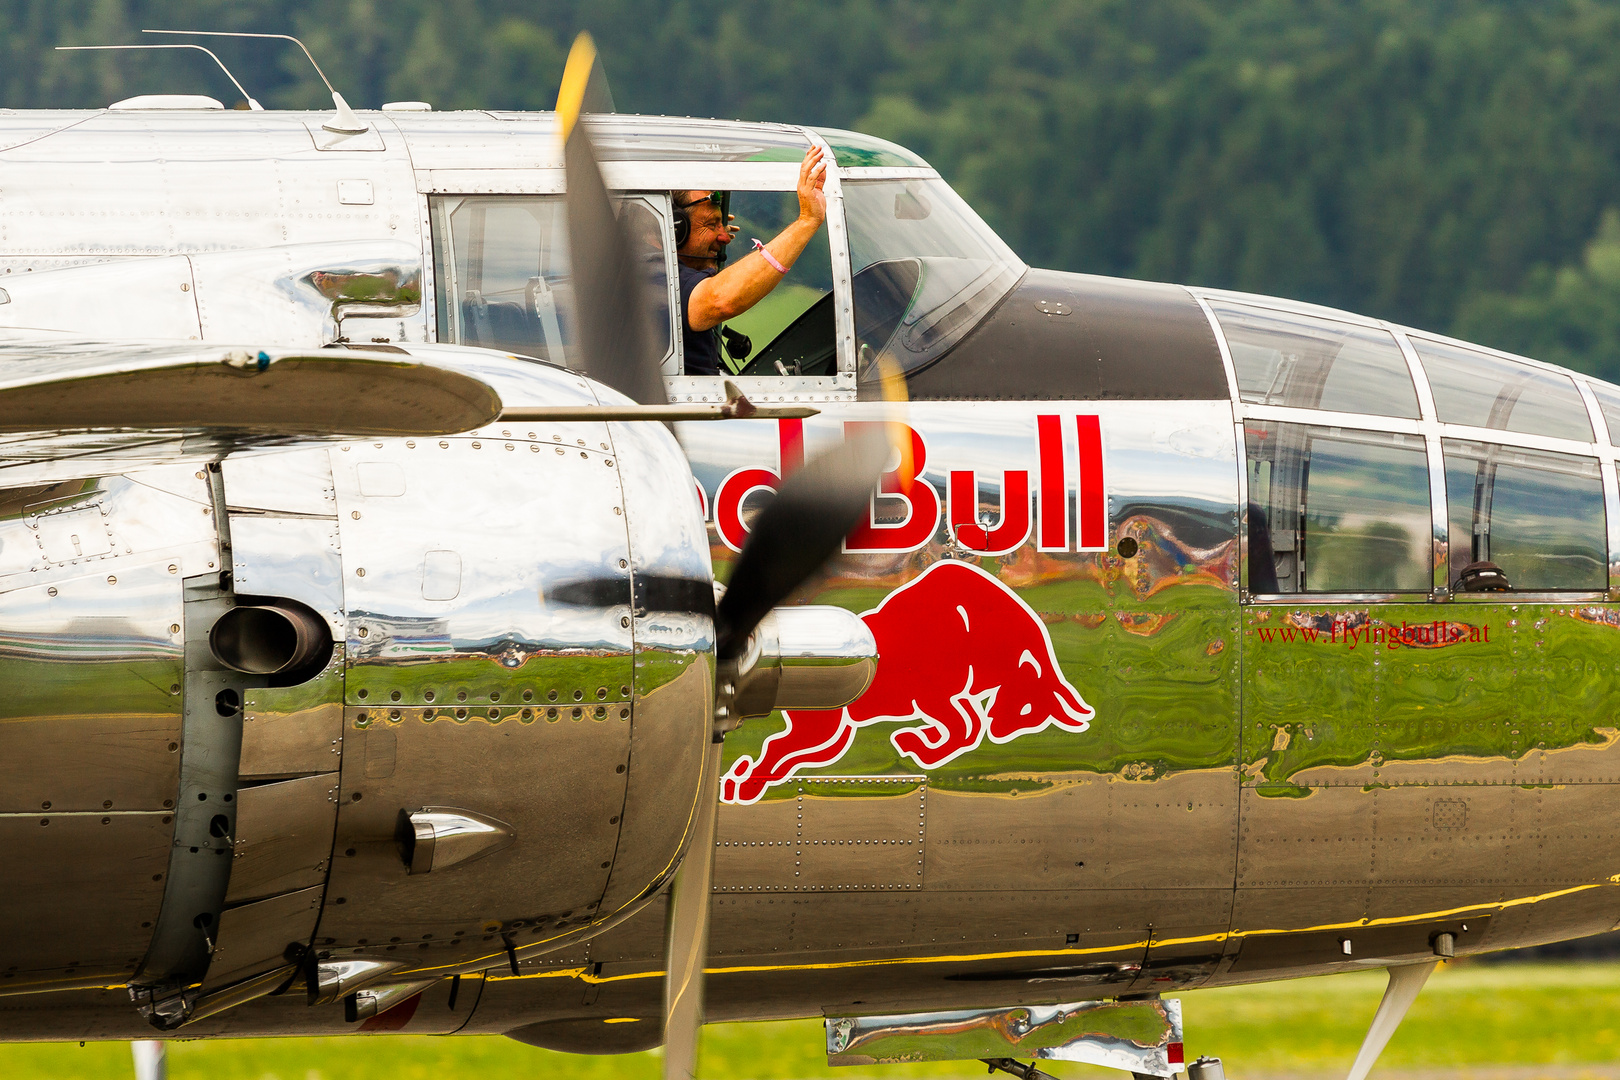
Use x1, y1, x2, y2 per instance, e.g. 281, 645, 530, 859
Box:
142, 30, 367, 134
55, 43, 264, 110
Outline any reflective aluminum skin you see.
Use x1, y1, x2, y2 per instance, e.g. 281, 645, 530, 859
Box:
3, 106, 1620, 1059
826, 998, 1184, 1076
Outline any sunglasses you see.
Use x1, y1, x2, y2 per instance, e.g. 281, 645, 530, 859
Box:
678, 191, 729, 213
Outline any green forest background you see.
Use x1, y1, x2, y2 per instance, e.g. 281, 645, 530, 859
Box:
7, 1, 1620, 379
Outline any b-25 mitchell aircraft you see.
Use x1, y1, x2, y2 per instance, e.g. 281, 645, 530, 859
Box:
2, 32, 1617, 1080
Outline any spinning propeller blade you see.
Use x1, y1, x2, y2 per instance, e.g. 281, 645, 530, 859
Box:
717, 357, 910, 660
555, 38, 904, 1074
660, 419, 892, 1080
714, 426, 891, 660
656, 368, 904, 1080
660, 736, 723, 1080
557, 33, 666, 407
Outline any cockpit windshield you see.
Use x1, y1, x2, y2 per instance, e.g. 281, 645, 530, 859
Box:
843, 178, 1024, 378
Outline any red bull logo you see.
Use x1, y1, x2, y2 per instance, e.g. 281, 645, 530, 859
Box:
721, 560, 1095, 805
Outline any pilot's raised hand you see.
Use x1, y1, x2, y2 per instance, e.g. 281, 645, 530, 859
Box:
798, 146, 828, 226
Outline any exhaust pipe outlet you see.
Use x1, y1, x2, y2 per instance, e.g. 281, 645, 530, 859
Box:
210, 603, 330, 676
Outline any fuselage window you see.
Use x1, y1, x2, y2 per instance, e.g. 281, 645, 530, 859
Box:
1214, 303, 1421, 419
1583, 380, 1620, 444
1442, 441, 1606, 591
1246, 421, 1432, 594
1413, 338, 1593, 441
842, 178, 1025, 380
706, 189, 835, 377
429, 195, 673, 369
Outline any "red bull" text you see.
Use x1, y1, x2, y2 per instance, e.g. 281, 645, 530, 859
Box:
707, 416, 1107, 555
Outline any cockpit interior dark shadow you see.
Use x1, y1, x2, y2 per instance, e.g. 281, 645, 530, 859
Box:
735, 293, 837, 377
1247, 502, 1281, 594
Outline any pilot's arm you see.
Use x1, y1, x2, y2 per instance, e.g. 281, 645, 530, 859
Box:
683, 147, 827, 331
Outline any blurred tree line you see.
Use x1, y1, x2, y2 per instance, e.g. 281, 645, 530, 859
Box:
7, 0, 1620, 377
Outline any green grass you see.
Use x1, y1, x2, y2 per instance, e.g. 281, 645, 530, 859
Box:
8, 961, 1620, 1078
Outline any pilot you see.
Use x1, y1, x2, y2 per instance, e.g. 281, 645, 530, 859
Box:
675, 145, 827, 375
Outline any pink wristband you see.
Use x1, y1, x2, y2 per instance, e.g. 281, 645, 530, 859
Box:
752, 238, 788, 274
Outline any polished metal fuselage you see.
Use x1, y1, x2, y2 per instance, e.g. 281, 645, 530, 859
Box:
2, 107, 1619, 1044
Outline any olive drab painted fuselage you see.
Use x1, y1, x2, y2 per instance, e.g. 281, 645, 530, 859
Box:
1, 106, 1618, 1047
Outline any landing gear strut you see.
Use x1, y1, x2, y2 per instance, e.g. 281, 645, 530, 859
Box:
1346, 961, 1438, 1080
132, 1040, 167, 1080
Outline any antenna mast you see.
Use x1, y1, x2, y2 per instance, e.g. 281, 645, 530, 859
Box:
142, 30, 367, 134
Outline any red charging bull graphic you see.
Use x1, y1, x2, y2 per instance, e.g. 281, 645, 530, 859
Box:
721, 560, 1095, 805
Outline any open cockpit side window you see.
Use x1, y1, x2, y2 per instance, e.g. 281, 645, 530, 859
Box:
663, 171, 1024, 381
700, 189, 836, 377
430, 194, 675, 371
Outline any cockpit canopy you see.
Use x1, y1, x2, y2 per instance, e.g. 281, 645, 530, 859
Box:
426, 128, 1025, 384
1214, 294, 1612, 598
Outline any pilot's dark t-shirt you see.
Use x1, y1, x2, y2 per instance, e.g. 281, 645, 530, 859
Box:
679, 263, 721, 376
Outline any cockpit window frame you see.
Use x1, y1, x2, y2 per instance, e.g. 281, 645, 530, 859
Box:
636, 137, 861, 401
419, 148, 864, 402
839, 172, 1027, 386
428, 190, 681, 376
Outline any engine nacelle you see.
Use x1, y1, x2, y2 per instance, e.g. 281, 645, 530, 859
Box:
0, 352, 716, 1026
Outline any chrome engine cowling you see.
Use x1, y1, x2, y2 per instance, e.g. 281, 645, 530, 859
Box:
0, 353, 716, 1024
